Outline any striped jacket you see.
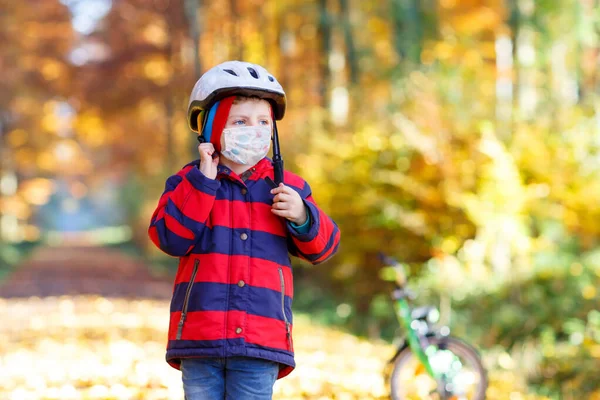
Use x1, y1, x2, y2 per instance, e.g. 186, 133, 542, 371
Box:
148, 157, 340, 378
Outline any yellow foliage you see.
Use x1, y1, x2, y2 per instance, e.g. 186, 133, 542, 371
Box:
19, 178, 55, 206
0, 296, 552, 400
41, 58, 63, 81
6, 129, 29, 147
0, 195, 31, 220
581, 285, 596, 300
143, 57, 172, 86
41, 113, 59, 133
142, 22, 168, 47
75, 113, 108, 147
449, 7, 504, 36
37, 150, 58, 173
13, 148, 36, 168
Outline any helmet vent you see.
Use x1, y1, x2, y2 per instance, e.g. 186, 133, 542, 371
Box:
247, 67, 259, 79
223, 69, 238, 76
268, 76, 275, 82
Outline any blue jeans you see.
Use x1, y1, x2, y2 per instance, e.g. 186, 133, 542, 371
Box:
181, 356, 279, 400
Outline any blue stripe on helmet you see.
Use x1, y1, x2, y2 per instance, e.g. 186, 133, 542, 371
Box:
202, 101, 220, 142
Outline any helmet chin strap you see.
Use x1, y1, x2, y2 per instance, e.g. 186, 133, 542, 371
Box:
271, 120, 284, 185
196, 112, 207, 143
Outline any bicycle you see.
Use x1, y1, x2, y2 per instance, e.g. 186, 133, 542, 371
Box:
379, 253, 488, 400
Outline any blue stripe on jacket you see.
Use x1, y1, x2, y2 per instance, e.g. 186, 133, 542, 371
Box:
151, 218, 195, 256
170, 282, 293, 323
190, 227, 291, 266
165, 198, 210, 230
292, 224, 340, 263
213, 178, 304, 204
166, 339, 295, 367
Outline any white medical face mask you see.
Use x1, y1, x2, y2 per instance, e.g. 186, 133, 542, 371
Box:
221, 126, 271, 166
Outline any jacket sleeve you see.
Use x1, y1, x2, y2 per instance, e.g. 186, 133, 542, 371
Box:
286, 180, 340, 265
148, 165, 220, 256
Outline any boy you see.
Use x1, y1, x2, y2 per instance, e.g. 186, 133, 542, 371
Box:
148, 61, 340, 400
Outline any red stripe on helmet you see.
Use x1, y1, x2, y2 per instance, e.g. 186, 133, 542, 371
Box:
210, 96, 235, 152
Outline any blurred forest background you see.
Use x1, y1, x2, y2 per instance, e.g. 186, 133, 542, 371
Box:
1, 0, 600, 398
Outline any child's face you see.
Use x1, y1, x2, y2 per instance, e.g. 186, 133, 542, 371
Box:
219, 98, 273, 167
224, 98, 273, 130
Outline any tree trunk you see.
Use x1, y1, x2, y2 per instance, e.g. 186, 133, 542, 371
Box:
515, 0, 537, 120
229, 0, 243, 60
164, 7, 175, 171
338, 0, 358, 85
317, 0, 332, 110
184, 0, 202, 79
183, 0, 203, 159
278, 15, 292, 94
506, 0, 520, 136
579, 0, 599, 102
0, 115, 5, 244
390, 0, 422, 65
0, 114, 16, 245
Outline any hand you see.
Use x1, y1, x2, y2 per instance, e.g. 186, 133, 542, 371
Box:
271, 183, 307, 225
198, 142, 219, 180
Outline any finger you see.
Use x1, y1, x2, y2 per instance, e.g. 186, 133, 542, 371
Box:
199, 143, 215, 154
270, 185, 285, 195
272, 201, 289, 210
273, 193, 292, 203
279, 185, 298, 196
199, 150, 216, 164
201, 147, 214, 157
270, 184, 295, 195
271, 208, 291, 218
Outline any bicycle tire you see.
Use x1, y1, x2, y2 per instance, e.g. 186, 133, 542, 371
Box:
389, 335, 487, 400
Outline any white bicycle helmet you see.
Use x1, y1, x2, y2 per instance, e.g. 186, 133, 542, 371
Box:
187, 60, 286, 132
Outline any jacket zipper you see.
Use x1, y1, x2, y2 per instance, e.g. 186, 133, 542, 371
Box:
278, 267, 292, 350
176, 259, 200, 340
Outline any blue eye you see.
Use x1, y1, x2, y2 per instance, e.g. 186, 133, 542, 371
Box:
260, 120, 270, 126
233, 120, 245, 125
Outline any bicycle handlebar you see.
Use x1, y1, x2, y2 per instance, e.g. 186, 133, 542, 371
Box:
378, 252, 399, 266
378, 252, 408, 287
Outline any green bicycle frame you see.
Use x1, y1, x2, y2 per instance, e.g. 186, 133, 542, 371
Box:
394, 296, 437, 378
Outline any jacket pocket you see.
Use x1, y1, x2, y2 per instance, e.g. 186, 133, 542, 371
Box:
176, 259, 200, 340
278, 267, 292, 351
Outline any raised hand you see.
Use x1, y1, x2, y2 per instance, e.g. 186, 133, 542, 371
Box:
198, 142, 219, 180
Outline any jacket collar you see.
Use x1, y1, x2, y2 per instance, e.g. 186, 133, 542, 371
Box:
185, 158, 273, 185
217, 158, 273, 184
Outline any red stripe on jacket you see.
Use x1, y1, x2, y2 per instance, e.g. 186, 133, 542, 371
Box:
173, 254, 293, 298
169, 310, 292, 351
211, 200, 287, 237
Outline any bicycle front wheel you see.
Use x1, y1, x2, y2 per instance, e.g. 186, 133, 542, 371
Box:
389, 335, 487, 400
